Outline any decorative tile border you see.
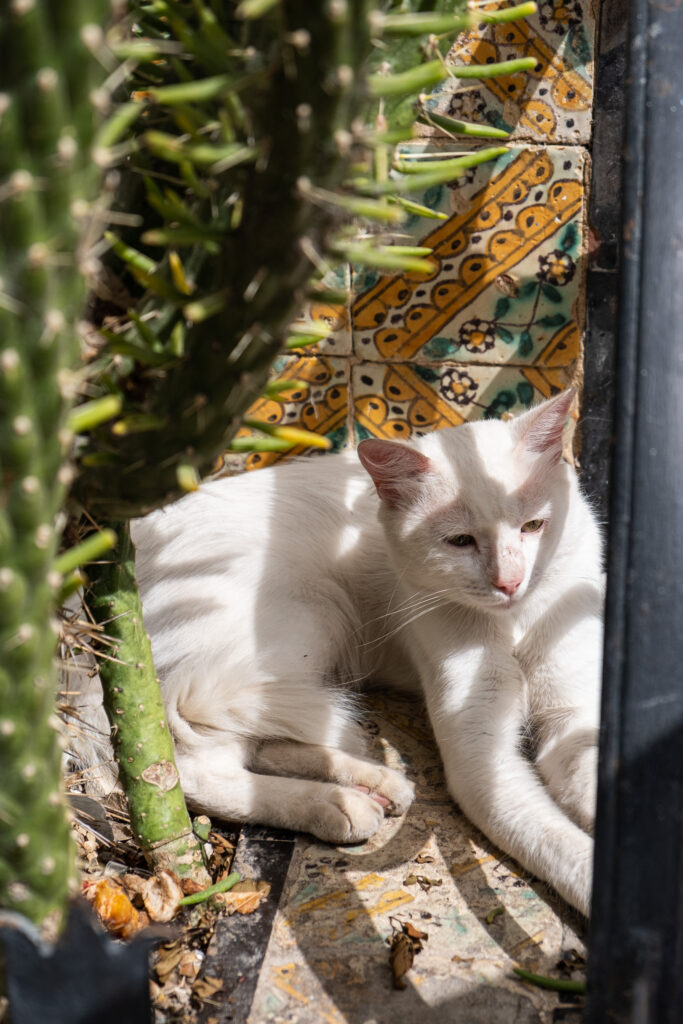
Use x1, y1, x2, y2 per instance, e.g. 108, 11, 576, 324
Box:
352, 144, 586, 369
423, 0, 596, 144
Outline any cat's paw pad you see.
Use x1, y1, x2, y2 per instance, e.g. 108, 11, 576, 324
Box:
307, 787, 385, 844
351, 766, 414, 817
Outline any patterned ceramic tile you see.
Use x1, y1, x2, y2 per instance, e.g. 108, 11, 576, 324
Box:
352, 144, 586, 370
422, 0, 596, 144
288, 263, 352, 358
246, 693, 586, 1024
352, 361, 574, 444
216, 355, 350, 474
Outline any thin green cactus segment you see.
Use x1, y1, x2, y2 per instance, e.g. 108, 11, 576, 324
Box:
0, 0, 114, 927
350, 145, 509, 195
454, 57, 538, 79
371, 2, 536, 36
416, 109, 511, 140
88, 527, 210, 883
368, 59, 450, 99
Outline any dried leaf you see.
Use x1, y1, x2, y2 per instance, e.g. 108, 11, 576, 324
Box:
403, 874, 417, 886
415, 853, 435, 864
181, 877, 205, 897
124, 868, 185, 922
140, 869, 185, 922
387, 919, 429, 989
403, 922, 429, 944
193, 976, 223, 1000
177, 949, 203, 980
123, 872, 147, 902
154, 942, 184, 983
389, 933, 414, 990
84, 877, 144, 940
217, 879, 271, 915
415, 875, 442, 892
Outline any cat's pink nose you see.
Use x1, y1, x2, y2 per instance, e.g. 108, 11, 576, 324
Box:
493, 576, 523, 596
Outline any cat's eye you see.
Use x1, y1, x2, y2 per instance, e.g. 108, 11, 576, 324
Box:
521, 519, 544, 534
447, 534, 476, 547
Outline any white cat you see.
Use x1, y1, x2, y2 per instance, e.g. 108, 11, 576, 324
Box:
130, 389, 603, 916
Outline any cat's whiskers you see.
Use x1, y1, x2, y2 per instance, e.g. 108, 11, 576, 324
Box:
355, 586, 453, 638
364, 592, 454, 648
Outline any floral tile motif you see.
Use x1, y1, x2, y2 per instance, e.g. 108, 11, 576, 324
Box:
215, 356, 349, 475
423, 0, 595, 144
352, 362, 573, 443
288, 263, 352, 357
352, 145, 585, 369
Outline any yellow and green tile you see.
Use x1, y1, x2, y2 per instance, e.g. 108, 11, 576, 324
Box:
423, 0, 595, 144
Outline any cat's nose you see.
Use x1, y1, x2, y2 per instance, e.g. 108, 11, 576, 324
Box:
493, 576, 523, 597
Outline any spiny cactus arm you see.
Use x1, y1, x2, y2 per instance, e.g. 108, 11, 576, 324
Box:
68, 0, 372, 516
0, 0, 115, 929
87, 526, 210, 883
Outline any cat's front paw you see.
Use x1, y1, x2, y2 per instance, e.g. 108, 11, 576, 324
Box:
346, 763, 415, 817
307, 786, 386, 844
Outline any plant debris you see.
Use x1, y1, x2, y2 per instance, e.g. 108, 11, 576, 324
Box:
486, 906, 505, 924
403, 873, 443, 892
387, 918, 429, 990
66, 756, 243, 1023
83, 876, 148, 940
512, 967, 586, 993
217, 878, 271, 915
124, 869, 186, 923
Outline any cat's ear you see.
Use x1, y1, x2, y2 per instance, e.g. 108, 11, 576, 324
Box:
357, 439, 432, 508
512, 388, 576, 464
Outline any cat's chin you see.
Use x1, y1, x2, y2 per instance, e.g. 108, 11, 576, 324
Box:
487, 592, 523, 612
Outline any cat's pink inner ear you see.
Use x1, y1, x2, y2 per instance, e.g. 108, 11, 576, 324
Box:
357, 439, 432, 507
515, 389, 575, 462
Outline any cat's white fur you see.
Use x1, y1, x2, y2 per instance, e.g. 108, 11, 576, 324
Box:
128, 390, 602, 916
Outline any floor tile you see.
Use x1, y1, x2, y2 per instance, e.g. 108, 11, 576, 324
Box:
352, 145, 586, 370
244, 693, 586, 1024
423, 0, 595, 144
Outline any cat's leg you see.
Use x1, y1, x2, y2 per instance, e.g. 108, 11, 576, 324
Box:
251, 740, 414, 815
173, 738, 390, 843
416, 639, 594, 915
525, 604, 603, 834
534, 712, 598, 834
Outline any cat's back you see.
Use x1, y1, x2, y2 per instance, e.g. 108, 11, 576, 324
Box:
131, 449, 374, 585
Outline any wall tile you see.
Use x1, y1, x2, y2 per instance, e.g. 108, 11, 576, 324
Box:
352, 361, 573, 444
422, 0, 596, 144
216, 355, 349, 475
352, 145, 585, 371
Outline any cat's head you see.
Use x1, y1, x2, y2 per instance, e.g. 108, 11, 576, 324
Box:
357, 390, 579, 612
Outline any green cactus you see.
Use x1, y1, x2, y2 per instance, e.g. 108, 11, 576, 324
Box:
70, 0, 379, 517
88, 526, 210, 881
0, 0, 116, 928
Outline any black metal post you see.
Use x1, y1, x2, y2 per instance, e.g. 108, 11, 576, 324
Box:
585, 0, 683, 1021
